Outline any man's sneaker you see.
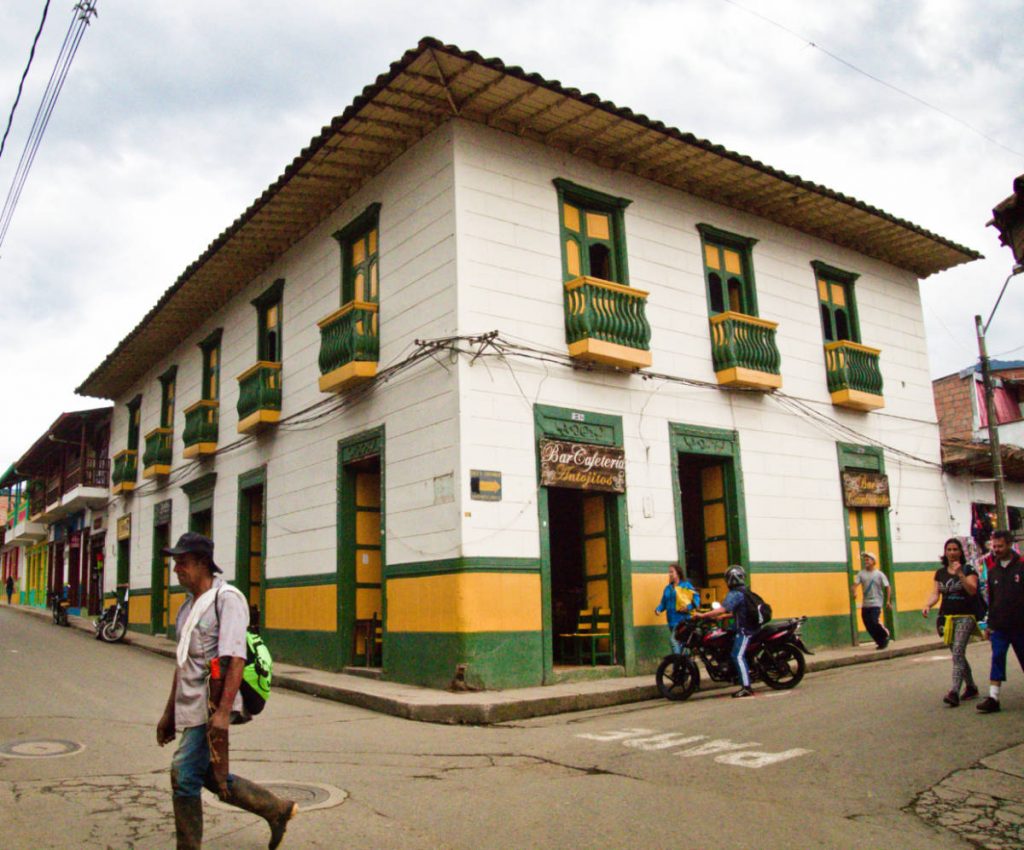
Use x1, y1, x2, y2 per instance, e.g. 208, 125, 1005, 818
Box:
876, 640, 889, 650
943, 690, 959, 707
961, 685, 979, 701
976, 697, 1001, 713
732, 687, 755, 698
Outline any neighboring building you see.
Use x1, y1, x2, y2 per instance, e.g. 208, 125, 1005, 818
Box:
0, 409, 112, 613
76, 39, 979, 689
934, 360, 1024, 544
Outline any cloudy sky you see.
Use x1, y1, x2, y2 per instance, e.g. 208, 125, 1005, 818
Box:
0, 0, 1021, 468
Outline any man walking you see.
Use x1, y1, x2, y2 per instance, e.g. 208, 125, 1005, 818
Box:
5, 575, 13, 605
156, 532, 296, 848
977, 530, 1024, 714
852, 551, 891, 649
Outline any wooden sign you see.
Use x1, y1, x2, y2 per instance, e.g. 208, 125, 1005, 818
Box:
842, 471, 891, 508
116, 514, 132, 541
539, 439, 626, 493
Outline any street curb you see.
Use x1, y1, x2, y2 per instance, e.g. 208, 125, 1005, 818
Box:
4, 604, 947, 724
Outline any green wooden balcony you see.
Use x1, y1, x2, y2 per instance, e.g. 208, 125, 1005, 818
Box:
317, 300, 379, 393
142, 428, 172, 479
111, 450, 137, 495
564, 276, 652, 369
825, 341, 884, 411
236, 361, 282, 434
182, 400, 219, 457
709, 311, 782, 390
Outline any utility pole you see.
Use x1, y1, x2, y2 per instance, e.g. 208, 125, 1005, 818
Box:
975, 314, 1008, 531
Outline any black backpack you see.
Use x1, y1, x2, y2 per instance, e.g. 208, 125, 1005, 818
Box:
740, 587, 773, 629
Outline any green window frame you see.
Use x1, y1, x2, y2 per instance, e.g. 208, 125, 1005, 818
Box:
251, 279, 285, 363
812, 261, 861, 344
158, 366, 177, 429
126, 394, 142, 451
553, 178, 631, 285
697, 224, 759, 316
333, 203, 381, 305
199, 329, 223, 401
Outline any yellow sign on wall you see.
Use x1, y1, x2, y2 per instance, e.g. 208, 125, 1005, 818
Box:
116, 514, 131, 541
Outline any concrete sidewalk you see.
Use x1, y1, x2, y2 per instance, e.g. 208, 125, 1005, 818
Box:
12, 603, 947, 724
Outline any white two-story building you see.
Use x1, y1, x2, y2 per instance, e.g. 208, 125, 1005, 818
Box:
76, 39, 979, 689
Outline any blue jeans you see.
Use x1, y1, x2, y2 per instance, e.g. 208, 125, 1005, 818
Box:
731, 631, 753, 688
171, 725, 236, 799
668, 626, 682, 655
989, 629, 1024, 683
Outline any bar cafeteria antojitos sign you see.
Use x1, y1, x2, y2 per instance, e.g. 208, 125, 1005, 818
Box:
539, 439, 626, 493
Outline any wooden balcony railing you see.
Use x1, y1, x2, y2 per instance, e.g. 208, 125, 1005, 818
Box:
236, 362, 282, 434
709, 311, 782, 390
825, 341, 884, 411
183, 400, 219, 458
64, 456, 110, 491
317, 300, 379, 393
45, 478, 61, 508
564, 276, 652, 369
111, 450, 138, 495
142, 428, 173, 479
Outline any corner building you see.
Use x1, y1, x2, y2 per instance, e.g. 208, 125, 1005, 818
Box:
77, 40, 979, 689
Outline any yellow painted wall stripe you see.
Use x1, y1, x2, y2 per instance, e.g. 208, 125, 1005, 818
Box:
128, 592, 151, 625
265, 584, 337, 632
169, 592, 187, 628
633, 573, 668, 627
750, 572, 852, 618
895, 570, 936, 613
388, 572, 542, 633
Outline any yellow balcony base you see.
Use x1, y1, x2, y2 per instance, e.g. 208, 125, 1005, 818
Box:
319, 360, 378, 394
111, 481, 135, 496
715, 367, 782, 390
238, 409, 281, 435
567, 338, 652, 370
182, 442, 218, 459
142, 465, 171, 480
830, 388, 884, 411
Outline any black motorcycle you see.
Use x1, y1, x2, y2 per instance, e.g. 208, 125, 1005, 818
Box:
95, 587, 129, 643
656, 615, 813, 701
49, 589, 70, 627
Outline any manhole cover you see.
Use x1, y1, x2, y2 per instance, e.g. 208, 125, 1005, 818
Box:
0, 739, 85, 759
207, 781, 346, 813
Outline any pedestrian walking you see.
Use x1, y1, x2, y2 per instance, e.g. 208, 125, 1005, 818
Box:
5, 575, 13, 605
976, 530, 1024, 714
922, 538, 980, 707
155, 532, 296, 849
654, 563, 697, 653
851, 552, 891, 649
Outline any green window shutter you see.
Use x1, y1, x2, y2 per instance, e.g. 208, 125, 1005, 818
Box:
334, 203, 382, 306
252, 279, 285, 363
553, 179, 631, 286
158, 366, 177, 429
696, 224, 758, 317
812, 261, 861, 344
126, 394, 142, 451
199, 329, 223, 401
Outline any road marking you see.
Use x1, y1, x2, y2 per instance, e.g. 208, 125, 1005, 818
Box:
910, 656, 951, 663
575, 728, 811, 769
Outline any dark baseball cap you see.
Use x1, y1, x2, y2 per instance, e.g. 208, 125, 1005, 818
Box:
162, 532, 222, 573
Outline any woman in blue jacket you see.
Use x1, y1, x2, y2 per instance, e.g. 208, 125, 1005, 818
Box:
655, 563, 697, 653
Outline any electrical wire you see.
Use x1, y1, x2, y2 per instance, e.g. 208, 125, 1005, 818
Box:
0, 0, 51, 164
716, 0, 1024, 159
0, 1, 97, 252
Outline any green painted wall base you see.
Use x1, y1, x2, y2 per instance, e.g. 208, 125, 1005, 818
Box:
262, 628, 344, 672
894, 610, 938, 640
634, 625, 672, 673
386, 631, 544, 690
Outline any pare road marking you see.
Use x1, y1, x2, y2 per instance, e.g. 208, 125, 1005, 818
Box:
576, 728, 811, 769
910, 656, 951, 663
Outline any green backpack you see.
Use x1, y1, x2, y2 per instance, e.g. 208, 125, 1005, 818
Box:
214, 587, 273, 717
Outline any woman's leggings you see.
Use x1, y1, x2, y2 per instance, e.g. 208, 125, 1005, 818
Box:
949, 616, 976, 692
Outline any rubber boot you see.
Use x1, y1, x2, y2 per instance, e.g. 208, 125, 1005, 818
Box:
173, 796, 203, 850
223, 775, 297, 849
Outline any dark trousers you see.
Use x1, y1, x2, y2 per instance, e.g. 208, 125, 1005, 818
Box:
861, 606, 889, 647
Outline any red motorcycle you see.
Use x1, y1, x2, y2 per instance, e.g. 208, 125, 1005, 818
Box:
656, 615, 813, 701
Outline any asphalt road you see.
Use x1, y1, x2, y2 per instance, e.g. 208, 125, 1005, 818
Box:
1, 606, 1021, 849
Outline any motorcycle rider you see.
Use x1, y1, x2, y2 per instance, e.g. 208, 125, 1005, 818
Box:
693, 565, 757, 698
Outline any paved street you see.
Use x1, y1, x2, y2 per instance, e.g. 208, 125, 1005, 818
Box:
1, 606, 1022, 849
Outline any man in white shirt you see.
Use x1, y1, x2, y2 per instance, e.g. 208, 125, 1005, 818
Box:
156, 533, 296, 849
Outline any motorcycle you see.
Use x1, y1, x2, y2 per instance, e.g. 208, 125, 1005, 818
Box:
656, 611, 813, 701
95, 587, 129, 643
49, 588, 71, 627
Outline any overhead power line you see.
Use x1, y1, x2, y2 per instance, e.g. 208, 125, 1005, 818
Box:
0, 1, 98, 254
0, 0, 51, 164
717, 0, 1024, 159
